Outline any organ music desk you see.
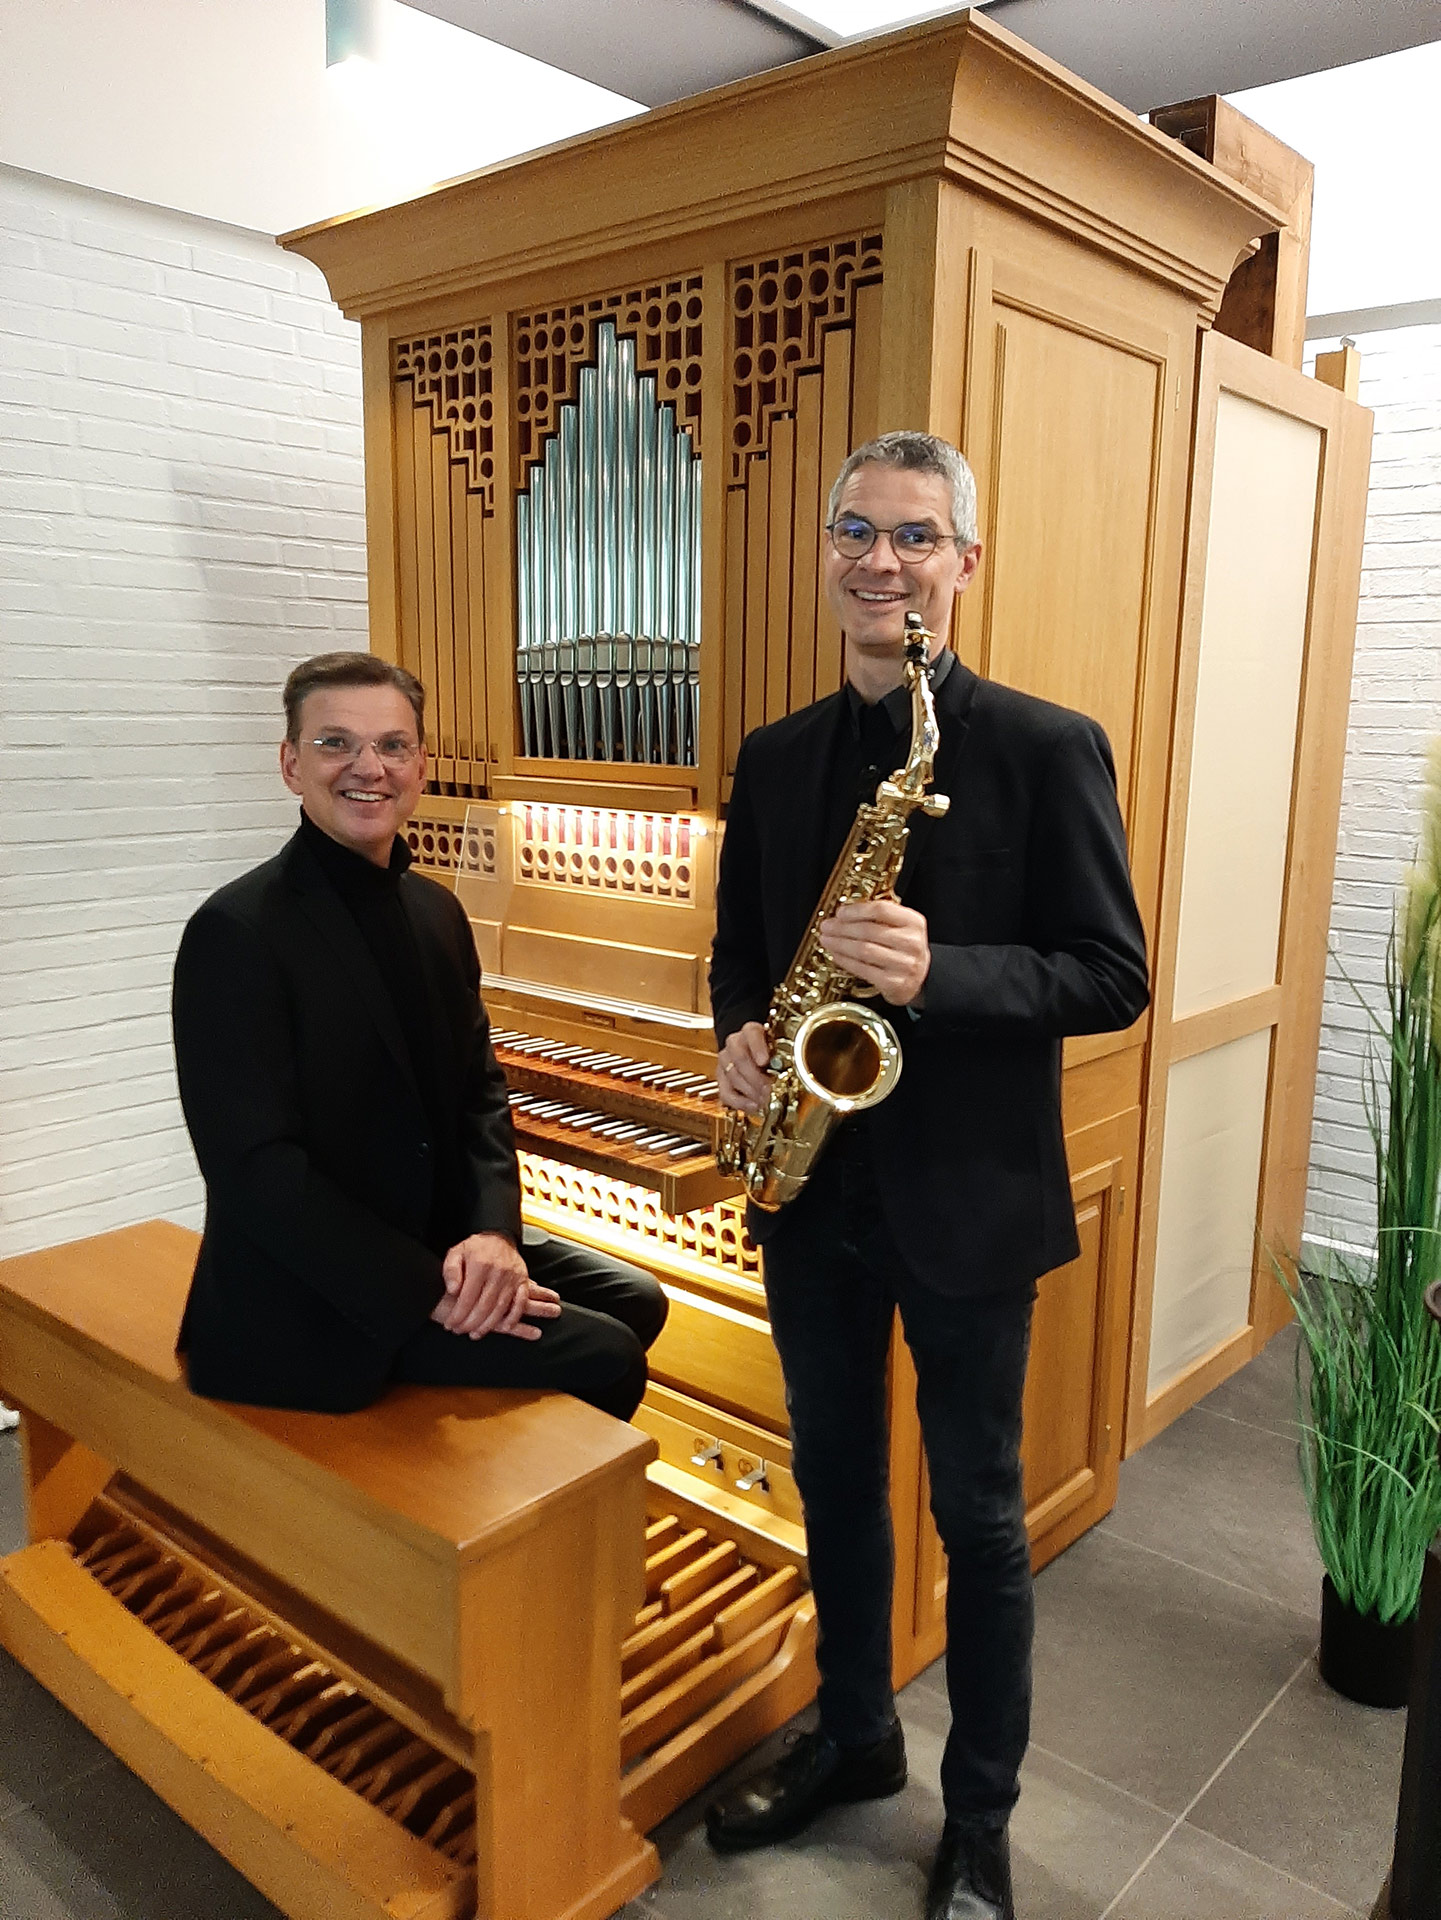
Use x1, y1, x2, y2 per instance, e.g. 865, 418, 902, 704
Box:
0, 1220, 679, 1920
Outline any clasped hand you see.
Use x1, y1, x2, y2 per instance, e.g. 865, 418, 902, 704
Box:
716, 899, 929, 1114
431, 1231, 562, 1340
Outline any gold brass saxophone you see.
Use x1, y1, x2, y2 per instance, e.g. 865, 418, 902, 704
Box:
718, 611, 951, 1211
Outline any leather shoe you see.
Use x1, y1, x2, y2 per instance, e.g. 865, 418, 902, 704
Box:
926, 1819, 1016, 1920
705, 1721, 907, 1852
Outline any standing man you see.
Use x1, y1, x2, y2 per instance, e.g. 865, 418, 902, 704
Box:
706, 432, 1149, 1919
173, 651, 666, 1419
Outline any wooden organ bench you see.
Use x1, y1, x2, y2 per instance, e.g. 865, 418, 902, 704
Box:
0, 1219, 666, 1920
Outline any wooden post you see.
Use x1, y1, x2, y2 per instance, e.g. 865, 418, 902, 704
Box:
1149, 96, 1313, 369
1314, 342, 1362, 401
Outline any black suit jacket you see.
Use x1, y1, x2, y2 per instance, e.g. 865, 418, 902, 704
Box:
171, 826, 522, 1411
710, 660, 1150, 1295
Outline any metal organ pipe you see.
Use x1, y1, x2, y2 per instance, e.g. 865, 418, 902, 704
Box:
515, 319, 700, 765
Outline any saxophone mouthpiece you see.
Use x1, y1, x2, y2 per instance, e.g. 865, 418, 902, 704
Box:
903, 610, 931, 666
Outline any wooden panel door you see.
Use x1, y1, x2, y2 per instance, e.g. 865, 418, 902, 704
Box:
1127, 331, 1374, 1447
955, 236, 1194, 953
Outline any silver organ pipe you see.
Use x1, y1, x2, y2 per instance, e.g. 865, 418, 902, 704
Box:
513, 320, 702, 766
577, 365, 596, 642
636, 376, 657, 647
598, 324, 618, 640
515, 491, 534, 753
559, 406, 578, 642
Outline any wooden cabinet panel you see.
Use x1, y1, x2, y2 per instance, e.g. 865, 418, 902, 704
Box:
1023, 1198, 1105, 1518
981, 306, 1161, 801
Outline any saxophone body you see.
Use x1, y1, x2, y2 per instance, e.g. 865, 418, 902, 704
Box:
718, 613, 950, 1211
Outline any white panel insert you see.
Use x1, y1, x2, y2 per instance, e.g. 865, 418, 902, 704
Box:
1172, 392, 1322, 1020
1148, 1029, 1272, 1396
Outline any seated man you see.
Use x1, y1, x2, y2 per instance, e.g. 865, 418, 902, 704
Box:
172, 651, 666, 1419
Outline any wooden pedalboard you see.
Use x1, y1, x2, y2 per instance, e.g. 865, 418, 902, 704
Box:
0, 1483, 816, 1911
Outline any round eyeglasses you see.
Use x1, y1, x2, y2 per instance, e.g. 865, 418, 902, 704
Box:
826, 516, 963, 563
305, 732, 420, 766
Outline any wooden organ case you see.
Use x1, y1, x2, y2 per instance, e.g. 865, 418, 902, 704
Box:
267, 3, 1369, 1850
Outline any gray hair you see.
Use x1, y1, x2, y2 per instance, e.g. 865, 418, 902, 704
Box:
827, 431, 979, 549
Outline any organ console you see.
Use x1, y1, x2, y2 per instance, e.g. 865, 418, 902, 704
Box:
0, 12, 1372, 1920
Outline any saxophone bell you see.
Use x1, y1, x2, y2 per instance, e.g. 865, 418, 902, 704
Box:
793, 1001, 901, 1111
725, 994, 903, 1212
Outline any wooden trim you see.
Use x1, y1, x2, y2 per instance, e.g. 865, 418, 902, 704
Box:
1129, 1324, 1257, 1451
489, 775, 697, 811
480, 314, 513, 779
1313, 343, 1361, 400
1251, 358, 1373, 1340
282, 15, 1275, 326
1127, 330, 1374, 1442
1170, 985, 1283, 1061
697, 259, 728, 815
360, 322, 399, 665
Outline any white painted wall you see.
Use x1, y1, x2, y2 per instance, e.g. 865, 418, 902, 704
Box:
0, 0, 639, 235
0, 166, 369, 1257
1301, 322, 1441, 1260
1229, 41, 1441, 317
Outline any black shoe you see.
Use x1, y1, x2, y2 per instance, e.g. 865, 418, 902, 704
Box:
926, 1820, 1016, 1920
705, 1722, 907, 1853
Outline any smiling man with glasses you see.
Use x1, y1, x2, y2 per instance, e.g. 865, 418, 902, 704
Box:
707, 433, 1150, 1920
170, 651, 666, 1423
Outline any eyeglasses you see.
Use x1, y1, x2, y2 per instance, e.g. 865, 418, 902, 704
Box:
826, 516, 963, 562
304, 732, 420, 766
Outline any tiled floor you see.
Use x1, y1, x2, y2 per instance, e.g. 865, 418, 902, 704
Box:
0, 1328, 1409, 1918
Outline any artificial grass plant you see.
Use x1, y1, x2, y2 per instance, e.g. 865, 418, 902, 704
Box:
1286, 743, 1441, 1624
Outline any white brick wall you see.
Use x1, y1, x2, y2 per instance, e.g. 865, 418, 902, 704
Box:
0, 166, 366, 1258
1303, 324, 1441, 1261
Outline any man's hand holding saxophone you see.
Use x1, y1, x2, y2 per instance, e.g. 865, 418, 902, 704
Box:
715, 899, 930, 1115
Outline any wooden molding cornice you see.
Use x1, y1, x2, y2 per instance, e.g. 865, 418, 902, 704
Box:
281, 11, 1277, 326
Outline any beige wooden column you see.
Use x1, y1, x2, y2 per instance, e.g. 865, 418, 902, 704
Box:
1127, 330, 1373, 1447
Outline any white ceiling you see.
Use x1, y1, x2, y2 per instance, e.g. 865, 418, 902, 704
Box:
412, 0, 1441, 113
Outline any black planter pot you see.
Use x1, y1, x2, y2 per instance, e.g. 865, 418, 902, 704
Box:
1319, 1575, 1416, 1709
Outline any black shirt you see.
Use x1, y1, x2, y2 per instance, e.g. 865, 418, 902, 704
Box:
298, 809, 460, 1250
822, 646, 957, 872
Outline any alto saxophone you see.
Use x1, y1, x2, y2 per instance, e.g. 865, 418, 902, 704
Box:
718, 612, 951, 1211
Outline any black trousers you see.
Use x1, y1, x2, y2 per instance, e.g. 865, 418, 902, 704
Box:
394, 1228, 667, 1420
761, 1132, 1035, 1825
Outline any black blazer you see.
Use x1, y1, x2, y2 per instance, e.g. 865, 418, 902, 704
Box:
710, 660, 1150, 1295
171, 827, 522, 1411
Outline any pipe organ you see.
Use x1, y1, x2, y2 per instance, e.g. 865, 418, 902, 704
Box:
274, 3, 1371, 1838
0, 18, 1366, 1918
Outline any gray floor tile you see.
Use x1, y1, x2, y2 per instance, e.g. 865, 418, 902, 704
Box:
1106, 1818, 1363, 1919
0, 1433, 25, 1557
0, 1655, 115, 1823
1010, 1747, 1175, 1919
0, 1760, 284, 1919
1200, 1323, 1304, 1440
1186, 1659, 1405, 1912
1031, 1527, 1317, 1813
902, 1661, 1180, 1915
641, 1821, 931, 1920
1099, 1400, 1324, 1614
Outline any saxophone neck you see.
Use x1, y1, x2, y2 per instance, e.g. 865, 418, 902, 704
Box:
890, 614, 945, 807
